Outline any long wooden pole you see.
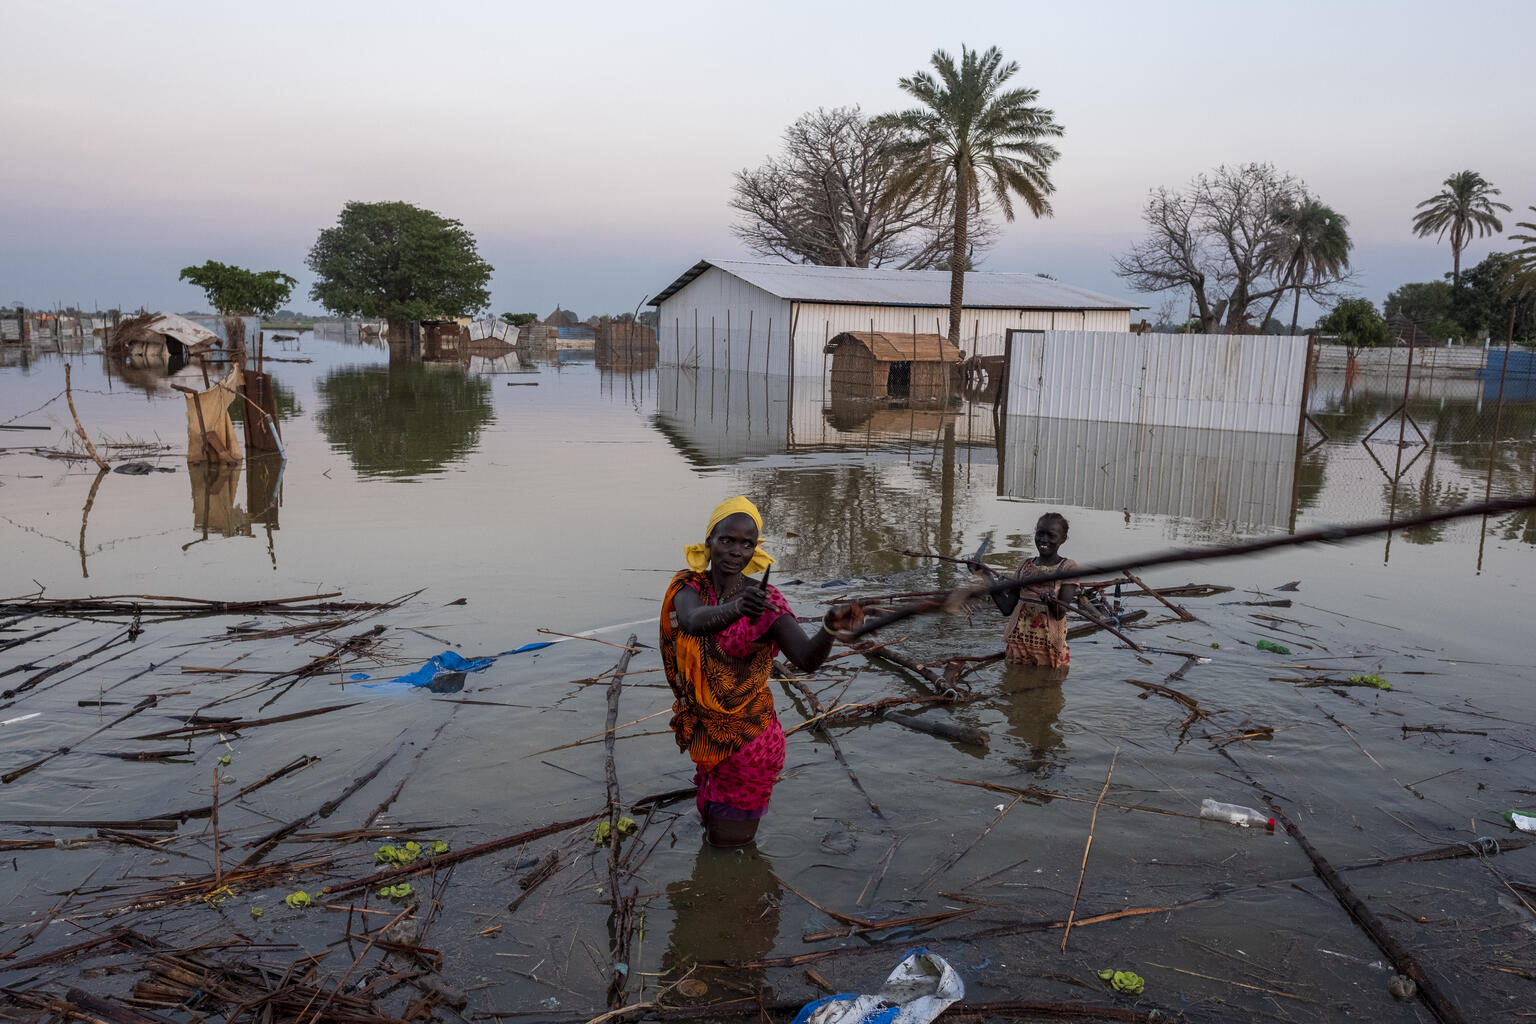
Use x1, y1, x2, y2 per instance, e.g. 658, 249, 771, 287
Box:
852, 495, 1536, 640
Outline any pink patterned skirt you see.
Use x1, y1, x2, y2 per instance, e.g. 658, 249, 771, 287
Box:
694, 717, 786, 822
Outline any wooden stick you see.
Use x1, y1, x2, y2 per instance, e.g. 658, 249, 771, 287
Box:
525, 708, 669, 755
791, 680, 882, 818
210, 766, 222, 888
1122, 570, 1195, 621
538, 628, 643, 652
64, 364, 108, 471
1061, 747, 1119, 951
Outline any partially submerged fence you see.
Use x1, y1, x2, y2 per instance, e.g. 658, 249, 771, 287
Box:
1005, 330, 1311, 434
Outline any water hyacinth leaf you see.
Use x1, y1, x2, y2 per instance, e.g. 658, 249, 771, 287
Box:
249, 906, 263, 918
379, 882, 415, 900
1348, 674, 1392, 690
284, 891, 312, 909
218, 755, 232, 766
431, 840, 448, 854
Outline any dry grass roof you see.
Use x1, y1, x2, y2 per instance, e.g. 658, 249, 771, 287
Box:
828, 331, 964, 362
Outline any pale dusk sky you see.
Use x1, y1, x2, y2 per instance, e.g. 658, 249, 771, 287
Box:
3, 0, 1533, 323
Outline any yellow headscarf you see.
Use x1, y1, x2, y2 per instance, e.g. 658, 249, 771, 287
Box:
684, 496, 774, 575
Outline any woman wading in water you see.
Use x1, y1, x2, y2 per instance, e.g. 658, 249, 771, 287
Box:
660, 497, 861, 846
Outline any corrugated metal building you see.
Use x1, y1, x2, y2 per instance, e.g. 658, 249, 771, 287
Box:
649, 259, 1140, 378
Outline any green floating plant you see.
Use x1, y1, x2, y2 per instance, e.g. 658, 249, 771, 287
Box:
1097, 968, 1145, 996
592, 818, 640, 846
249, 906, 263, 919
375, 839, 449, 865
284, 891, 312, 909
378, 883, 415, 901
218, 755, 232, 766
1348, 674, 1392, 690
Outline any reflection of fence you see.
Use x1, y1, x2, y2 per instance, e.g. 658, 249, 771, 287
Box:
1302, 337, 1536, 565
1000, 416, 1296, 532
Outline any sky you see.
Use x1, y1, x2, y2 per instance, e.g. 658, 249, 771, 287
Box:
3, 0, 1533, 326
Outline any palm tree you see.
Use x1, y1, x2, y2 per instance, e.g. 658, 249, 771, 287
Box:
1509, 207, 1536, 286
1258, 198, 1352, 333
1412, 170, 1511, 288
880, 45, 1063, 349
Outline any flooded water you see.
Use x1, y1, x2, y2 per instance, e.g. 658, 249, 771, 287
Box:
2, 331, 1535, 1021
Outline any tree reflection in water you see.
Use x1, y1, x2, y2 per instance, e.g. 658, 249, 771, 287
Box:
316, 364, 493, 478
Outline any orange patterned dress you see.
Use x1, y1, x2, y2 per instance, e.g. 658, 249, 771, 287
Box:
660, 571, 792, 820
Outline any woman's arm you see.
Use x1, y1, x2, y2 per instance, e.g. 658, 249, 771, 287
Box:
671, 584, 767, 636
767, 604, 864, 672
1044, 582, 1078, 621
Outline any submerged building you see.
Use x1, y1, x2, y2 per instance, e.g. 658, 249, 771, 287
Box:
648, 259, 1140, 378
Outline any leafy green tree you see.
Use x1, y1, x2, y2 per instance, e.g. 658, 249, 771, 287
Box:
879, 45, 1063, 349
1384, 280, 1456, 336
306, 201, 492, 345
501, 312, 538, 326
1455, 253, 1536, 342
178, 261, 297, 317
1316, 297, 1392, 359
1261, 198, 1352, 334
1412, 170, 1510, 288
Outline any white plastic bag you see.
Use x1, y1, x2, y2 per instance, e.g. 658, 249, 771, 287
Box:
790, 948, 963, 1024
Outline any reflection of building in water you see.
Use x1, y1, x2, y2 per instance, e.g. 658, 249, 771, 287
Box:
661, 845, 781, 999
654, 366, 996, 466
1000, 416, 1297, 533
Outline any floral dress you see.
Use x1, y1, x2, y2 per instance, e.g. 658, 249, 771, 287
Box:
1004, 557, 1078, 668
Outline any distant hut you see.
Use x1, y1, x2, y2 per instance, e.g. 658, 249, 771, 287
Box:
109, 312, 220, 369
826, 331, 963, 400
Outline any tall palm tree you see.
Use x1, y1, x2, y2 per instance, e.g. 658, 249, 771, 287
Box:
880, 45, 1063, 349
1509, 207, 1536, 286
1259, 198, 1352, 333
1412, 170, 1510, 288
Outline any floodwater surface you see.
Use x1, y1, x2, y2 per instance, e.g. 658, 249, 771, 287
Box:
2, 331, 1534, 1021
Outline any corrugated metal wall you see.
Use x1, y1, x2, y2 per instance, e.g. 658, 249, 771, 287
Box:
655, 267, 796, 376
656, 266, 1132, 379
1000, 416, 1296, 531
1009, 331, 1309, 434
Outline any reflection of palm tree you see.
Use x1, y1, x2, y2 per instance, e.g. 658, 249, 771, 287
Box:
881, 45, 1062, 349
1412, 170, 1510, 289
315, 365, 493, 478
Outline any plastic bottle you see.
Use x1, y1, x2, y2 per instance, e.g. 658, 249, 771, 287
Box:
1200, 798, 1275, 829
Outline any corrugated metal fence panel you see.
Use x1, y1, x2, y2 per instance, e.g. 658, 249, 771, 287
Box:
1001, 415, 1294, 531
1009, 331, 1307, 435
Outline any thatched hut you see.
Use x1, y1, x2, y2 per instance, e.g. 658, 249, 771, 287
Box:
825, 331, 963, 399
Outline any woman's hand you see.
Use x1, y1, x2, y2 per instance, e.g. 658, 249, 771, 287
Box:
823, 603, 865, 637
735, 585, 769, 620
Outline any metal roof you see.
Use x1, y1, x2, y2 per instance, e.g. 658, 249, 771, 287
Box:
650, 259, 1141, 311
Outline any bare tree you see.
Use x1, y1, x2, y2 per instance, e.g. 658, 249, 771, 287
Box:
731, 106, 992, 269
1114, 163, 1352, 333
